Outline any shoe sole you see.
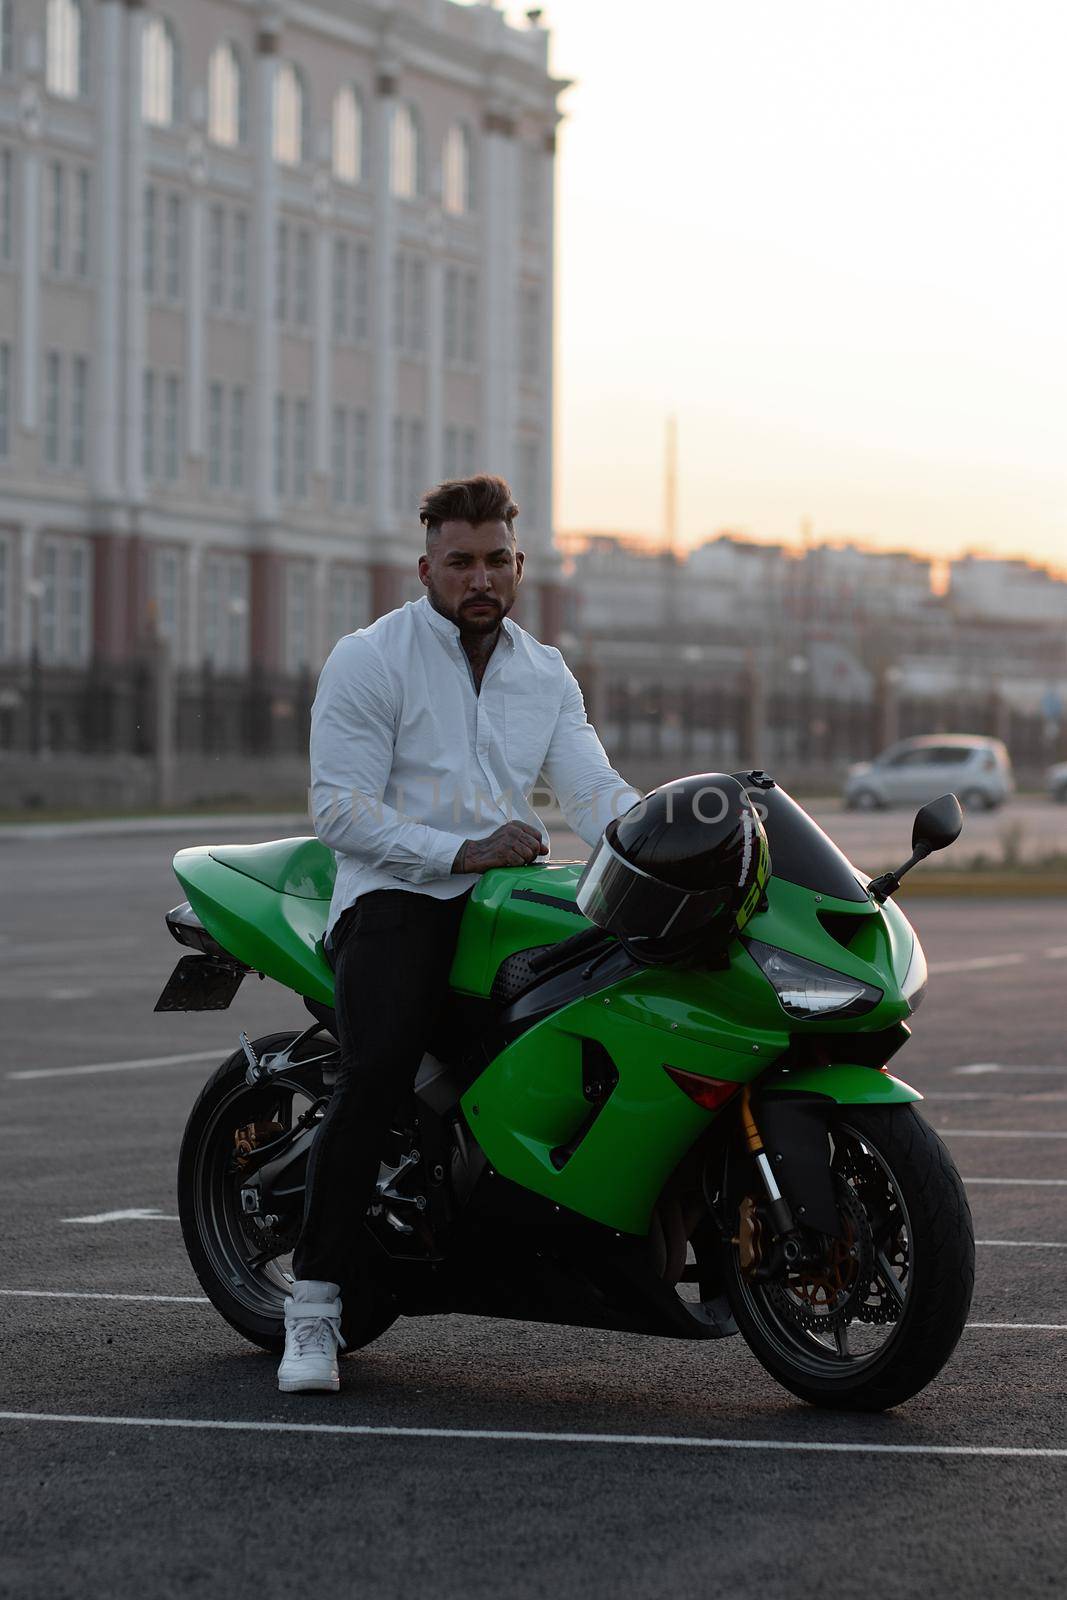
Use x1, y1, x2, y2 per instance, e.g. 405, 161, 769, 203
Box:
278, 1377, 340, 1393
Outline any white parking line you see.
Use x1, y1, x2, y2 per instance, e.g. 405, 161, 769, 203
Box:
62, 1209, 180, 1225
975, 1240, 1067, 1249
8, 1048, 227, 1081
929, 956, 1025, 975
0, 1410, 1064, 1459
963, 1177, 1067, 1187
939, 1129, 1067, 1138
954, 1065, 1067, 1077
0, 1289, 209, 1304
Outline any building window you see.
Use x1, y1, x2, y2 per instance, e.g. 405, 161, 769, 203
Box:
520, 142, 543, 234
229, 386, 245, 491
443, 425, 476, 480
462, 272, 477, 365
207, 41, 244, 147
273, 395, 287, 497
352, 242, 369, 342
48, 161, 64, 274
273, 61, 307, 167
406, 419, 424, 510
46, 0, 88, 101
331, 405, 346, 504
442, 123, 473, 216
38, 537, 90, 666
164, 193, 182, 300
390, 415, 403, 511
207, 381, 223, 487
519, 285, 541, 381
332, 85, 363, 184
163, 374, 180, 479
0, 532, 10, 662
73, 168, 89, 277
275, 220, 288, 322
143, 185, 157, 295
154, 547, 180, 645
390, 101, 423, 200
0, 342, 9, 459
294, 227, 311, 327
332, 238, 347, 339
231, 209, 248, 313
0, 1, 11, 77
142, 368, 156, 481
207, 204, 224, 310
393, 253, 425, 357
285, 564, 311, 673
43, 352, 61, 466
292, 398, 308, 500
463, 426, 477, 476
202, 553, 249, 672
0, 149, 13, 263
142, 14, 179, 128
70, 354, 87, 469
518, 436, 540, 527
352, 409, 367, 504
329, 568, 368, 643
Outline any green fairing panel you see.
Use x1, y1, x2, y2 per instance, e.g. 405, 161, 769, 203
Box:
769, 1066, 922, 1104
208, 836, 337, 901
460, 988, 762, 1235
448, 861, 590, 995
173, 845, 335, 1007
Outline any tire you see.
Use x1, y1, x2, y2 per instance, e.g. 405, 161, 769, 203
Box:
177, 1030, 399, 1355
960, 788, 991, 812
847, 787, 882, 812
724, 1105, 974, 1411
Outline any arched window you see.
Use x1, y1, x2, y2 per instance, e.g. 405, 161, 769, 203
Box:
207, 41, 245, 147
46, 0, 88, 100
273, 61, 308, 167
442, 122, 473, 216
142, 15, 180, 128
390, 101, 423, 201
331, 85, 364, 184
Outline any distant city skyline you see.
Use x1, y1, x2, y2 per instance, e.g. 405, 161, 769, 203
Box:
496, 2, 1067, 572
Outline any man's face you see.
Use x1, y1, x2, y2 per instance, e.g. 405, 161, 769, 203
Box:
418, 519, 525, 636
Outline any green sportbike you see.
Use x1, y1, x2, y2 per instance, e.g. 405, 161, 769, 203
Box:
161, 770, 974, 1411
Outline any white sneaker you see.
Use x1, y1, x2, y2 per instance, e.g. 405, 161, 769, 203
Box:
277, 1279, 347, 1393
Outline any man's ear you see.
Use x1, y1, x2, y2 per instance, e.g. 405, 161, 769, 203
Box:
514, 549, 525, 584
417, 553, 430, 585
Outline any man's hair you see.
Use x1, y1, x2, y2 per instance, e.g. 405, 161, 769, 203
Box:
419, 474, 519, 549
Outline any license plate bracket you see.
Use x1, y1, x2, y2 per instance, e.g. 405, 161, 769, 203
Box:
154, 955, 247, 1012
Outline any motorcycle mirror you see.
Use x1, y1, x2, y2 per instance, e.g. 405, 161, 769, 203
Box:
912, 793, 963, 854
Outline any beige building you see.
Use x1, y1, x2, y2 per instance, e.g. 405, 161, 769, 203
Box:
0, 0, 564, 751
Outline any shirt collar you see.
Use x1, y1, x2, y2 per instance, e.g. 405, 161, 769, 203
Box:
417, 594, 516, 651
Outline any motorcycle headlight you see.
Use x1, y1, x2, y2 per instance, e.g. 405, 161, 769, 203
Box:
901, 934, 928, 1013
744, 939, 883, 1020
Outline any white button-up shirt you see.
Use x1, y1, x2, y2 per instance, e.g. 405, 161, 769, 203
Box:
310, 594, 643, 943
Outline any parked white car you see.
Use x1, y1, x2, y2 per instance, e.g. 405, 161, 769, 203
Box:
845, 735, 1014, 812
1047, 762, 1067, 803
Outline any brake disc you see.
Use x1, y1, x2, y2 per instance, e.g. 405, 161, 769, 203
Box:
763, 1175, 874, 1334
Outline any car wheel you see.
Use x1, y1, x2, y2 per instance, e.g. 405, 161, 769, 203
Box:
1054, 786, 1067, 805
960, 788, 991, 812
848, 787, 882, 812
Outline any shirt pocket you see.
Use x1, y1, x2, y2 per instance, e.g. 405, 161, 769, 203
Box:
504, 699, 552, 780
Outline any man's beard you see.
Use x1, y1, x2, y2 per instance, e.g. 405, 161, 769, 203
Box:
427, 583, 510, 635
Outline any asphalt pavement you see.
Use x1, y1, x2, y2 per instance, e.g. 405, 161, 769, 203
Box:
0, 821, 1064, 1598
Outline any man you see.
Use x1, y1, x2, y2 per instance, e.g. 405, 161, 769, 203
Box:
278, 473, 642, 1392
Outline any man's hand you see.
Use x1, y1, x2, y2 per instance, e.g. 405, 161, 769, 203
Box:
452, 822, 549, 874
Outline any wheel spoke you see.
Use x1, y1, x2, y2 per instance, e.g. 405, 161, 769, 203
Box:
833, 1321, 851, 1358
875, 1249, 906, 1307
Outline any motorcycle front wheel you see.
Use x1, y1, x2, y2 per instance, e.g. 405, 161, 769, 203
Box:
724, 1105, 975, 1410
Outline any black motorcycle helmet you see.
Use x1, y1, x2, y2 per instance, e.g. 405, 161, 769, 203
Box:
575, 773, 771, 960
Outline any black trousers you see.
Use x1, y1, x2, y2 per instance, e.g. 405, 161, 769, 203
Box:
291, 886, 472, 1286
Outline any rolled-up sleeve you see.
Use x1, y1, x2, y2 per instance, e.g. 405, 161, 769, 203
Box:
540, 662, 643, 849
310, 635, 468, 882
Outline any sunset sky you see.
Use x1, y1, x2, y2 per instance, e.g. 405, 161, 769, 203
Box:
497, 1, 1067, 571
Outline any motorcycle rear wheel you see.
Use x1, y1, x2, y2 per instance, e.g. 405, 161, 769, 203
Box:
724, 1104, 974, 1410
177, 1030, 399, 1355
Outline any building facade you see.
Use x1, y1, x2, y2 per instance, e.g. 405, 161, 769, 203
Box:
0, 0, 564, 755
